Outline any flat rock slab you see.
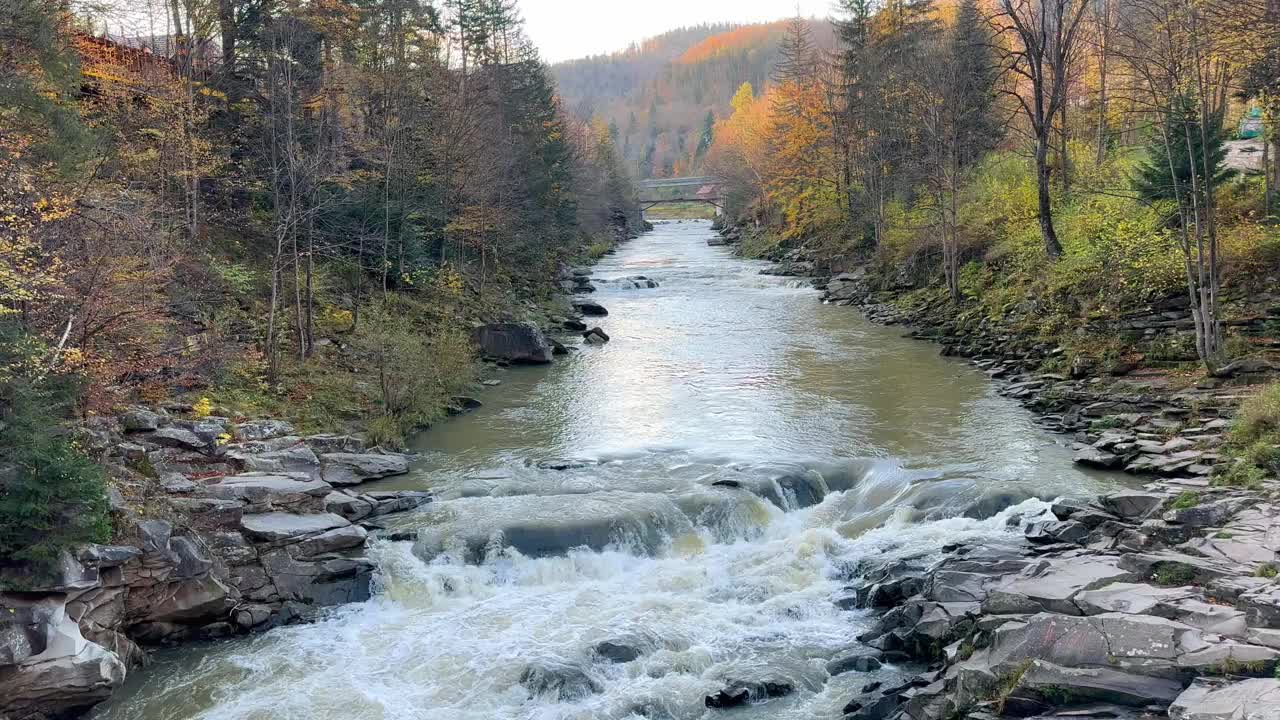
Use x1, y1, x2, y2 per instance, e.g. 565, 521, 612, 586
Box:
1170, 678, 1280, 720
205, 474, 332, 502
240, 512, 350, 542
320, 453, 410, 486
985, 557, 1136, 615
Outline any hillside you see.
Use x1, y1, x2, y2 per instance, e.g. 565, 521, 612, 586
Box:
553, 19, 835, 180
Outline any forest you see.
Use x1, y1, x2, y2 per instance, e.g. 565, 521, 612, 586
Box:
0, 0, 636, 569
709, 0, 1279, 375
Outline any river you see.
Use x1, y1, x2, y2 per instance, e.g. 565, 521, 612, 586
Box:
92, 220, 1126, 720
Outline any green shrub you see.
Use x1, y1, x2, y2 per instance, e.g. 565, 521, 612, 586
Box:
1231, 383, 1280, 447
1257, 564, 1279, 579
1170, 491, 1200, 510
1151, 561, 1197, 586
586, 241, 612, 259
352, 295, 476, 429
0, 332, 110, 588
1213, 462, 1267, 490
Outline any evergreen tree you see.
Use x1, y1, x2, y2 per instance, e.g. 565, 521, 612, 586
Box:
0, 329, 110, 587
696, 110, 715, 159
1134, 93, 1234, 206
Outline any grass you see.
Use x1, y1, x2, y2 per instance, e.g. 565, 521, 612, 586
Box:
1257, 564, 1279, 579
586, 241, 613, 259
1170, 491, 1201, 510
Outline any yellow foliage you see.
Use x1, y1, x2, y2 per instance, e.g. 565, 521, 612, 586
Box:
192, 397, 214, 418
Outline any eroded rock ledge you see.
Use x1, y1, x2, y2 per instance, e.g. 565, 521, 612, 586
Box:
836, 480, 1280, 720
1, 407, 427, 720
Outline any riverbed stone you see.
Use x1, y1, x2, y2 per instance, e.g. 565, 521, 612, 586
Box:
1099, 491, 1167, 520
571, 299, 608, 317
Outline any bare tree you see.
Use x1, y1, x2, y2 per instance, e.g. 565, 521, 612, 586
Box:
991, 0, 1092, 259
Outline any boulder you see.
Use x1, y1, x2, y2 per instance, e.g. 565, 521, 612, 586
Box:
571, 299, 608, 317
204, 473, 331, 510
121, 408, 164, 432
1025, 520, 1090, 545
0, 595, 126, 719
325, 491, 377, 521
304, 434, 367, 454
319, 453, 410, 486
705, 680, 794, 709
519, 662, 602, 701
228, 445, 321, 478
1099, 491, 1167, 520
472, 322, 553, 364
151, 426, 209, 451
593, 641, 641, 663
583, 327, 610, 344
826, 651, 883, 676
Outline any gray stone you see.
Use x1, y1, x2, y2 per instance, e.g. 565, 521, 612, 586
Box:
0, 595, 126, 719
325, 491, 377, 521
152, 426, 208, 451
1007, 659, 1185, 709
136, 519, 173, 553
472, 322, 553, 364
1099, 491, 1167, 520
78, 545, 142, 569
984, 557, 1136, 615
290, 525, 368, 558
304, 434, 367, 454
169, 536, 213, 579
204, 473, 331, 510
320, 453, 410, 486
1075, 582, 1197, 616
1025, 520, 1090, 545
583, 327, 610, 344
1074, 447, 1122, 469
571, 299, 609, 317
826, 651, 883, 675
234, 420, 295, 442
121, 408, 164, 432
240, 512, 350, 542
229, 445, 321, 478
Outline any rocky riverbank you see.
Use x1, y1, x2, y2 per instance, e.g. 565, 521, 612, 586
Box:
1, 225, 654, 720
834, 480, 1280, 720
703, 224, 1280, 720
0, 405, 431, 719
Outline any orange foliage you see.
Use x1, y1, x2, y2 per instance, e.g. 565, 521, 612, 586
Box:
678, 22, 789, 65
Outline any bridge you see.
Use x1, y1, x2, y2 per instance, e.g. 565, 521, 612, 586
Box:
638, 176, 722, 213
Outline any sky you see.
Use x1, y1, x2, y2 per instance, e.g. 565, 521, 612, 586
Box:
520, 0, 836, 63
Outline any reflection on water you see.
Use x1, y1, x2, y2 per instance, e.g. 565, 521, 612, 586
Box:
92, 221, 1125, 720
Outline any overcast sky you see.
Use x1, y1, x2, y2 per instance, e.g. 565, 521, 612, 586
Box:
520, 0, 836, 63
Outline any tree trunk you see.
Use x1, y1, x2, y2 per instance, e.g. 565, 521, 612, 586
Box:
1095, 0, 1109, 166
217, 0, 236, 72
1035, 134, 1064, 258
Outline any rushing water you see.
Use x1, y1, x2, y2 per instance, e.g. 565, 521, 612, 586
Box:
94, 221, 1128, 720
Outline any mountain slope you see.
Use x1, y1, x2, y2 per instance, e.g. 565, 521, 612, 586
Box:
553, 19, 835, 180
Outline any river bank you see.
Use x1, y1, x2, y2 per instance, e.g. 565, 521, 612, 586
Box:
9, 221, 1278, 720
711, 224, 1280, 720
0, 226, 648, 720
